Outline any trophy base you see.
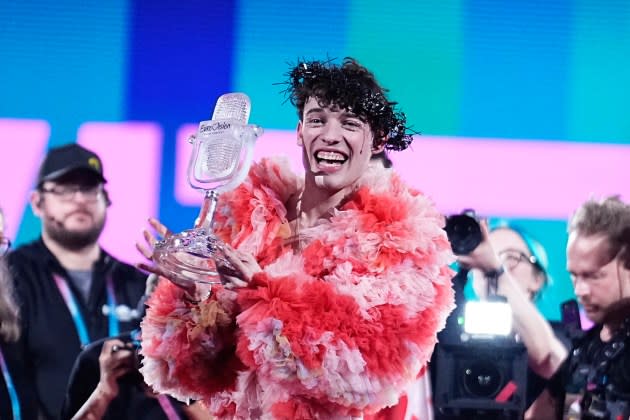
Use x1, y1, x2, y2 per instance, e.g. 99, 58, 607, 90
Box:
153, 228, 231, 285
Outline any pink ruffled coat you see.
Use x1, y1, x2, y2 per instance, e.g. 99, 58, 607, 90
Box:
140, 158, 455, 419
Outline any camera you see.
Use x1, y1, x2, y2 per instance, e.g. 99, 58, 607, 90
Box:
434, 339, 528, 419
435, 210, 529, 419
444, 210, 482, 255
434, 298, 528, 419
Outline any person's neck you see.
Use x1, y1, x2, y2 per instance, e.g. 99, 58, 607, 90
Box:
42, 234, 100, 271
601, 323, 614, 342
298, 179, 354, 228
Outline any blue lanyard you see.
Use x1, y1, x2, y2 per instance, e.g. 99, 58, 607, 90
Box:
53, 273, 119, 346
0, 346, 21, 420
128, 329, 180, 420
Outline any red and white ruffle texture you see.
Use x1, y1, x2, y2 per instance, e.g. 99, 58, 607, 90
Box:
140, 158, 455, 419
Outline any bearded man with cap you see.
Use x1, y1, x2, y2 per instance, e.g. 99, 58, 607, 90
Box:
7, 143, 147, 419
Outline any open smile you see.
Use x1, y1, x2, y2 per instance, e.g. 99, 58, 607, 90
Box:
314, 150, 348, 170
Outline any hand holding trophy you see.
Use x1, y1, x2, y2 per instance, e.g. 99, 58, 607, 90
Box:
153, 93, 263, 286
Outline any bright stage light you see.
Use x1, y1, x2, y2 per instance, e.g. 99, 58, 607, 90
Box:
463, 300, 512, 337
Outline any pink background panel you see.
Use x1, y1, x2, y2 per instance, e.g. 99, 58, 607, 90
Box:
0, 119, 50, 238
175, 129, 630, 219
395, 136, 630, 219
78, 122, 163, 264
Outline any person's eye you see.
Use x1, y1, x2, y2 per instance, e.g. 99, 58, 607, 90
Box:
344, 120, 362, 129
81, 185, 98, 193
592, 271, 606, 280
307, 117, 323, 125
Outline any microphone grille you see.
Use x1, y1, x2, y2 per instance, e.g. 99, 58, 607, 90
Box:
211, 92, 251, 124
199, 138, 240, 178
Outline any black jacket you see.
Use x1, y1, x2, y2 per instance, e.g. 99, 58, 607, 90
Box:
8, 239, 147, 419
0, 339, 39, 420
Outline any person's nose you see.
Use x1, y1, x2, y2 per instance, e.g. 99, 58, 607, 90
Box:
71, 190, 90, 203
320, 120, 342, 144
573, 277, 590, 298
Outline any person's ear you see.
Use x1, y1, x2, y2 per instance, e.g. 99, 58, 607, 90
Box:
531, 271, 546, 296
297, 121, 304, 147
30, 190, 43, 217
371, 137, 386, 154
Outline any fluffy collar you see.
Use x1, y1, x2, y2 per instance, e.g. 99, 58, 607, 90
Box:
215, 156, 452, 278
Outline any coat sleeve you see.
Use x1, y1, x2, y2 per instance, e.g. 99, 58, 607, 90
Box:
140, 281, 243, 402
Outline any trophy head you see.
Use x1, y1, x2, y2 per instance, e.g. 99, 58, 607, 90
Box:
187, 93, 261, 193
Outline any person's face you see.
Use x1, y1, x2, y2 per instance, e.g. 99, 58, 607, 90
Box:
31, 172, 107, 250
472, 228, 544, 300
297, 97, 383, 193
567, 232, 630, 324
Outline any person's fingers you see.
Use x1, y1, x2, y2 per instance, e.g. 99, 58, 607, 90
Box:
136, 262, 166, 277
479, 219, 491, 239
222, 275, 248, 289
149, 217, 171, 238
103, 339, 126, 354
143, 228, 157, 246
457, 255, 474, 269
110, 361, 135, 379
221, 247, 242, 271
135, 241, 153, 260
137, 264, 196, 295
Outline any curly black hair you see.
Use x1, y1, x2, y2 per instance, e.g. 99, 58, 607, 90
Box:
281, 57, 414, 152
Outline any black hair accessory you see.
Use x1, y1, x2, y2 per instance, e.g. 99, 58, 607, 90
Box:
279, 57, 416, 151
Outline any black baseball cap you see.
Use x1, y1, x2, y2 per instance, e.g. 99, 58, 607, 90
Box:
37, 143, 107, 186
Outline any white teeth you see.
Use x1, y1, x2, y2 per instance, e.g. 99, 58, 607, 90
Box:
315, 151, 346, 161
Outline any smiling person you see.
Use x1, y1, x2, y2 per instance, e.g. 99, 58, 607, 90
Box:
8, 144, 147, 419
140, 58, 455, 419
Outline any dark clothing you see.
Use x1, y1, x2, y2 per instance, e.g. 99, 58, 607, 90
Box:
8, 239, 147, 419
549, 321, 630, 419
1, 340, 39, 420
61, 332, 188, 420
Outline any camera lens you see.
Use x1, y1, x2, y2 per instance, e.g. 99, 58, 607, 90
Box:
461, 360, 503, 398
444, 213, 482, 255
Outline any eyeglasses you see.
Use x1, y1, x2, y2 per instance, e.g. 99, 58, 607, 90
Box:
0, 237, 11, 257
499, 250, 538, 270
40, 184, 104, 202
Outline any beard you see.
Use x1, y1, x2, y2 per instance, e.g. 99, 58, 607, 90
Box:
45, 215, 106, 251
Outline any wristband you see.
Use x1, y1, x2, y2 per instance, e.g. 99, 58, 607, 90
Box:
484, 265, 505, 296
484, 265, 506, 280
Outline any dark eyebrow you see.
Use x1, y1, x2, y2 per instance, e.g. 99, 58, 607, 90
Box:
342, 110, 367, 121
305, 107, 325, 116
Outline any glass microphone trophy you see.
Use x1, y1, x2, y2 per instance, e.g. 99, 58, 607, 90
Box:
153, 92, 263, 284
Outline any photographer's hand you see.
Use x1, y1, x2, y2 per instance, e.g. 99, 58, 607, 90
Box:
457, 220, 502, 273
71, 339, 135, 420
